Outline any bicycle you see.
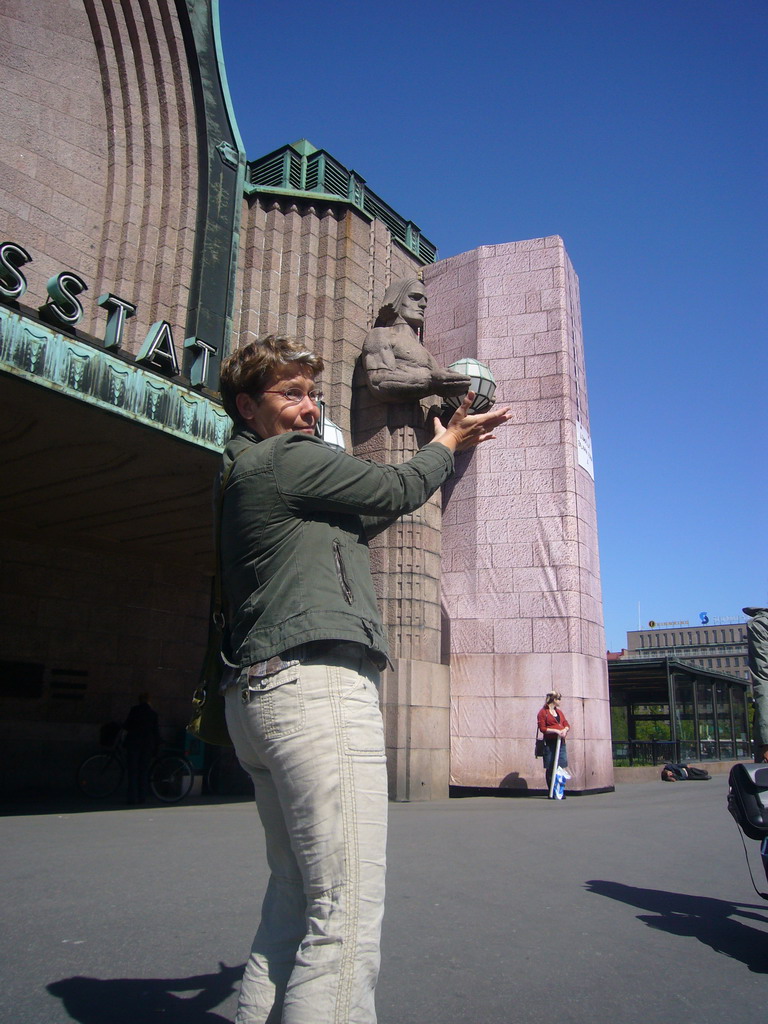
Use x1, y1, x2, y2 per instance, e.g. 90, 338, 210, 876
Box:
77, 732, 195, 804
204, 746, 252, 797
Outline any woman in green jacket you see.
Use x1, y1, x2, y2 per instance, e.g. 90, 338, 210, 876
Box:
218, 335, 509, 1024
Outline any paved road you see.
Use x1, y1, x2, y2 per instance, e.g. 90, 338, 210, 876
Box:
2, 778, 766, 1023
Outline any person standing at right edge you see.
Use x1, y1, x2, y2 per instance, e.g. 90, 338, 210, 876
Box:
537, 691, 570, 797
743, 608, 768, 886
744, 608, 768, 764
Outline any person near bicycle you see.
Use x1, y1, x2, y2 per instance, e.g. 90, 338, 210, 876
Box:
217, 335, 510, 1024
123, 692, 160, 804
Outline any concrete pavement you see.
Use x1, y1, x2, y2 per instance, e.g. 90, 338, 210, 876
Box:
2, 777, 766, 1023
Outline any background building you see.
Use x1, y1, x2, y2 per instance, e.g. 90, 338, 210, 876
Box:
0, 0, 612, 799
623, 621, 749, 680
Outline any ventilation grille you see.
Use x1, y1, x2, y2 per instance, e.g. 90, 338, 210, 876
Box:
247, 145, 437, 264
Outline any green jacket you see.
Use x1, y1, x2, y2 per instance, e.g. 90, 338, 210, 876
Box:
219, 429, 454, 667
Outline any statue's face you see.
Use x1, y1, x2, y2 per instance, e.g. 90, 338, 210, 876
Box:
397, 284, 427, 327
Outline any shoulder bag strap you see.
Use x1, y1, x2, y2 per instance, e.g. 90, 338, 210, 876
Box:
212, 450, 244, 631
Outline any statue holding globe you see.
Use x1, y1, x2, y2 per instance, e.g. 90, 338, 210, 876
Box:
361, 277, 472, 402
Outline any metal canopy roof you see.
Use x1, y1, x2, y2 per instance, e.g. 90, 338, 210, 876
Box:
609, 656, 750, 703
0, 366, 221, 571
0, 304, 228, 569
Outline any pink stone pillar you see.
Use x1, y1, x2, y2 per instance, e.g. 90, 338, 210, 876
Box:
423, 238, 613, 793
352, 377, 450, 801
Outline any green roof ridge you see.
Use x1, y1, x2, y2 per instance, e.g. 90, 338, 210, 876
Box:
245, 141, 437, 265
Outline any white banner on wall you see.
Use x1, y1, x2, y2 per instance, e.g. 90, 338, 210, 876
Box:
576, 420, 594, 479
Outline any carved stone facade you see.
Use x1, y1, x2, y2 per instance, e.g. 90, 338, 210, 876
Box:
0, 0, 612, 798
1, 0, 200, 354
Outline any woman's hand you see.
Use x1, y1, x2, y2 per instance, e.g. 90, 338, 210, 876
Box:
431, 392, 512, 453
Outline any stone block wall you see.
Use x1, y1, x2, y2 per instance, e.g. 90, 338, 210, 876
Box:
424, 238, 613, 792
0, 0, 198, 354
383, 659, 450, 801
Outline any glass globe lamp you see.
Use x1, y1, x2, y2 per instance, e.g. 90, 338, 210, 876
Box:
319, 408, 346, 451
441, 358, 497, 415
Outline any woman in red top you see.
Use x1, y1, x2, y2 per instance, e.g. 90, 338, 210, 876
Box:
537, 691, 570, 795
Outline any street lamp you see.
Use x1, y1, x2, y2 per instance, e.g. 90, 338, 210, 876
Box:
318, 406, 346, 451
441, 358, 497, 416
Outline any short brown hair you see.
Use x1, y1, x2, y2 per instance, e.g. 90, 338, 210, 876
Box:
219, 335, 324, 422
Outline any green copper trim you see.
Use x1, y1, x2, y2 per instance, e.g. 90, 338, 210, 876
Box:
177, 0, 246, 383
0, 306, 230, 452
247, 140, 438, 265
211, 0, 245, 157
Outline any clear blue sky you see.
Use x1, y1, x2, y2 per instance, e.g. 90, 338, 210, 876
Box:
219, 0, 767, 651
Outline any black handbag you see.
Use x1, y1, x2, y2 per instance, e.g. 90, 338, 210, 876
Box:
187, 457, 240, 748
534, 730, 545, 758
188, 585, 233, 747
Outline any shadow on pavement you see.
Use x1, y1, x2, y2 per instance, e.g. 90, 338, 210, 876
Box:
46, 962, 243, 1023
586, 879, 768, 974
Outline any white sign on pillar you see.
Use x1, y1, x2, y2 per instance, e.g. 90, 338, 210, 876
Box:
576, 420, 594, 479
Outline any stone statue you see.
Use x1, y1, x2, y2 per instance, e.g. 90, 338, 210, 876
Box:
362, 277, 471, 402
744, 607, 768, 762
